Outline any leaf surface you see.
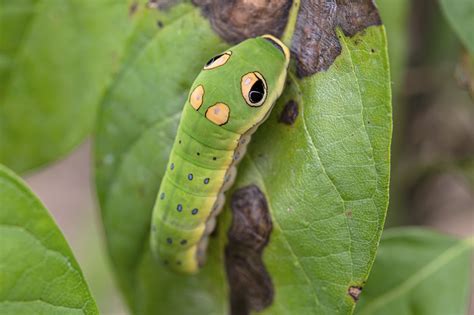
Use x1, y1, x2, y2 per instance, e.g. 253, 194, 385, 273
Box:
356, 228, 473, 315
94, 4, 391, 315
0, 164, 98, 314
0, 0, 137, 172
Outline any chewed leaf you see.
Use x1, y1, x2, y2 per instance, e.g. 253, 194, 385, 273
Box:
229, 25, 391, 315
94, 1, 391, 314
355, 228, 473, 315
0, 164, 98, 314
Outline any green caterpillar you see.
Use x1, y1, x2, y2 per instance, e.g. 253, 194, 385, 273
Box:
150, 34, 290, 274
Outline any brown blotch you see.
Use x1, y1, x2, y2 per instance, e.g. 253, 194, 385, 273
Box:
278, 100, 299, 125
348, 286, 363, 301
225, 185, 274, 315
193, 0, 292, 43
293, 0, 381, 77
129, 1, 139, 16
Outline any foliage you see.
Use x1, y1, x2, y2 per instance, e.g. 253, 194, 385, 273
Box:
0, 164, 98, 314
0, 0, 471, 314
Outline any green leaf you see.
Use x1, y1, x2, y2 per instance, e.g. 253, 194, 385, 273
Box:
94, 5, 391, 315
95, 3, 229, 314
235, 26, 391, 314
0, 0, 137, 173
0, 164, 98, 314
439, 0, 474, 54
356, 228, 473, 315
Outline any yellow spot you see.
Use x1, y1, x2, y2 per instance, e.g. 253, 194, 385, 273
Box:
241, 72, 267, 107
205, 103, 230, 125
204, 52, 232, 70
190, 85, 204, 110
261, 34, 291, 63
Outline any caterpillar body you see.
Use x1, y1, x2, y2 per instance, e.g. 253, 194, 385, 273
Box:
150, 34, 290, 274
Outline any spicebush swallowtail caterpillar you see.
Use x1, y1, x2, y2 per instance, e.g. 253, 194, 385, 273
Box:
150, 34, 290, 274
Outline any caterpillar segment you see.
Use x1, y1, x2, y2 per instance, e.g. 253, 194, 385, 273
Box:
151, 34, 290, 274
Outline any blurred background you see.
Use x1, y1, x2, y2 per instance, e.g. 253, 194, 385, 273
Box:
18, 0, 473, 314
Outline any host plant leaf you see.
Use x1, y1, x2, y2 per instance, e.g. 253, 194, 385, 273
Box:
439, 0, 474, 54
356, 228, 473, 315
94, 3, 229, 313
0, 0, 138, 173
230, 25, 391, 314
94, 1, 391, 314
0, 164, 98, 314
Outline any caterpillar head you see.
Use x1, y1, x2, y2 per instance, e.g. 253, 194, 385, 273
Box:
188, 35, 290, 134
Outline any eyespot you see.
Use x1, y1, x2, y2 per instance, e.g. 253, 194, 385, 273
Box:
241, 72, 267, 107
189, 85, 204, 110
203, 51, 232, 70
205, 103, 230, 125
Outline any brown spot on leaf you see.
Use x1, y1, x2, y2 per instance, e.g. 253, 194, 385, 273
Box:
293, 0, 381, 77
348, 286, 363, 301
193, 0, 292, 43
129, 1, 139, 16
226, 185, 274, 315
278, 100, 299, 125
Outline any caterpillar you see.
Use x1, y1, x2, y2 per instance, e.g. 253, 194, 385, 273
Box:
150, 34, 290, 274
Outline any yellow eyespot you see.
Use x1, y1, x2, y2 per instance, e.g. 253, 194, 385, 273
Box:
241, 72, 267, 107
190, 85, 204, 110
203, 52, 232, 70
205, 103, 230, 125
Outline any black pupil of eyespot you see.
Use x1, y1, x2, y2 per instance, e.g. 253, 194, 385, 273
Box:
205, 54, 224, 67
249, 79, 265, 104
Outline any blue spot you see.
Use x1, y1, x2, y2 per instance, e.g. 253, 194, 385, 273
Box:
166, 237, 172, 244
204, 178, 210, 184
188, 173, 193, 180
192, 208, 199, 215
170, 163, 174, 170
177, 204, 183, 212
160, 192, 165, 200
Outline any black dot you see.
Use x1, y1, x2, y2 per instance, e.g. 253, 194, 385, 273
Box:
170, 163, 174, 170
213, 157, 217, 161
160, 192, 165, 200
188, 173, 193, 180
197, 152, 200, 156
192, 208, 199, 215
166, 237, 172, 244
157, 20, 163, 28
180, 239, 187, 245
179, 140, 182, 144
177, 204, 183, 212
204, 178, 210, 184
